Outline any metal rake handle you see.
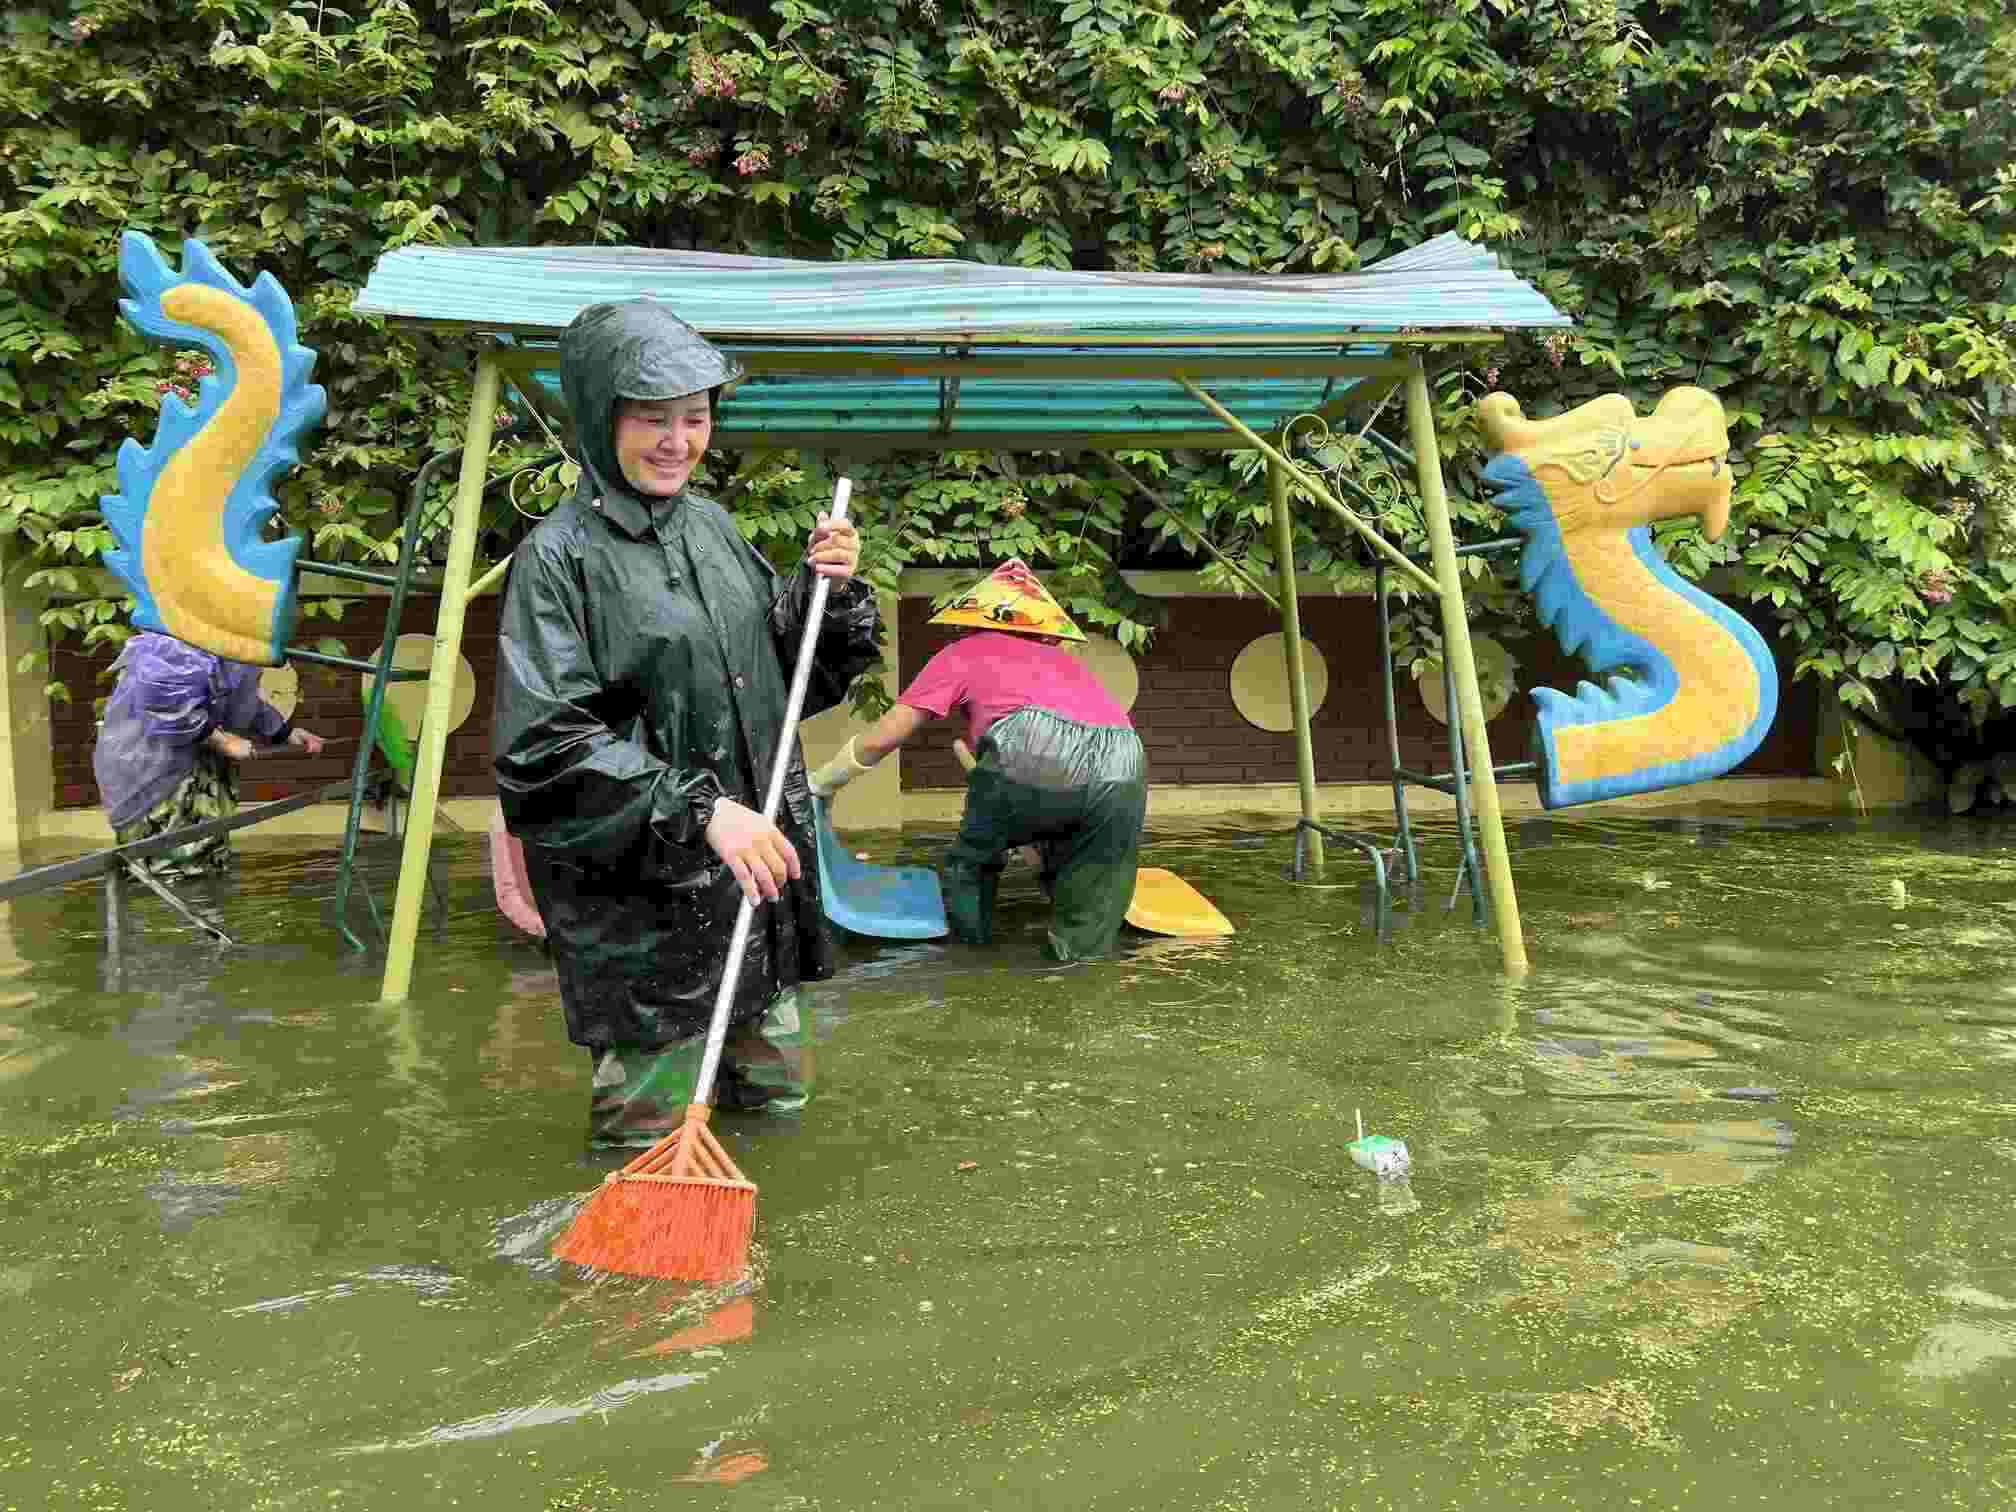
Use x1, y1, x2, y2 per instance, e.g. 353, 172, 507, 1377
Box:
693, 477, 853, 1109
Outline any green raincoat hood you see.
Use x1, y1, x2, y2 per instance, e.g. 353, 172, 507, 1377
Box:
557, 300, 745, 509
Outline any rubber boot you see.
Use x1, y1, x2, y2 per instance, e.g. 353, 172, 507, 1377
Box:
719, 988, 810, 1115
587, 1035, 706, 1149
943, 857, 1004, 945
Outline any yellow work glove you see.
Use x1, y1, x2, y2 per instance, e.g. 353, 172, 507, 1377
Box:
808, 736, 874, 799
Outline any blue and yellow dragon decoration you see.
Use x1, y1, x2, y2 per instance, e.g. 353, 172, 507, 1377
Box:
1478, 386, 1778, 809
101, 232, 325, 666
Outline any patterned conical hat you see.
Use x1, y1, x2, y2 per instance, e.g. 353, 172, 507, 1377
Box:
928, 559, 1085, 643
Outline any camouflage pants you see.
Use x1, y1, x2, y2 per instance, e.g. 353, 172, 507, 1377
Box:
587, 988, 811, 1150
113, 751, 239, 880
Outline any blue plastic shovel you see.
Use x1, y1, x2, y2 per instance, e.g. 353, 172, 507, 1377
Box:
811, 796, 950, 940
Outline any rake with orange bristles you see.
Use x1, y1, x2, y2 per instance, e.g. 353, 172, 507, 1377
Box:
549, 1100, 759, 1281
553, 477, 854, 1283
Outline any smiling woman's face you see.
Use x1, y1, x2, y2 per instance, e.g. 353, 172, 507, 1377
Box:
612, 394, 712, 497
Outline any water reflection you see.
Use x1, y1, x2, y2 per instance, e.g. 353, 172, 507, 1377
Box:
371, 998, 457, 1181
0, 901, 55, 1087
482, 968, 568, 1092
631, 1295, 756, 1357
669, 1447, 771, 1484
1402, 929, 1807, 1340
1374, 1176, 1421, 1216
103, 934, 312, 1123
1511, 974, 1799, 1199
1125, 934, 1237, 967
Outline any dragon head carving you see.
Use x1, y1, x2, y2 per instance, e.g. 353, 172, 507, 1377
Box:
1477, 386, 1731, 540
1473, 384, 1775, 809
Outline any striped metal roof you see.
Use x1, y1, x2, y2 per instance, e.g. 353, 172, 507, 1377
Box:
357, 234, 1568, 448
520, 370, 1376, 452
355, 233, 1565, 340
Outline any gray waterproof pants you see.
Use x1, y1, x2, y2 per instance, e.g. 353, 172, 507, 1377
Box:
943, 709, 1147, 961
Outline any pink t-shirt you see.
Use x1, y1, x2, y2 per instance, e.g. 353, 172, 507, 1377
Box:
898, 631, 1132, 750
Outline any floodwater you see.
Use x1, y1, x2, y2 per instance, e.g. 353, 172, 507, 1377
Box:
4, 809, 2015, 1510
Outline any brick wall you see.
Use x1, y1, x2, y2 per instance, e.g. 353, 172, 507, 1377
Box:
48, 586, 1820, 810
897, 594, 1819, 791
50, 596, 504, 809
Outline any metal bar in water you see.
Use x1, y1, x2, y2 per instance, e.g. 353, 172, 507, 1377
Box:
118, 861, 236, 945
0, 780, 363, 903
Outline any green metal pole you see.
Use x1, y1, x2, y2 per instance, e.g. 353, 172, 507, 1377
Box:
1098, 454, 1279, 608
464, 550, 514, 602
336, 443, 460, 950
1268, 450, 1323, 870
1402, 358, 1528, 976
380, 351, 502, 1004
1178, 379, 1439, 594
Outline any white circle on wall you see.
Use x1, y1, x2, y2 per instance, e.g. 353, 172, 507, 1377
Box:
258, 663, 300, 720
1068, 633, 1139, 711
371, 634, 478, 736
1229, 632, 1329, 732
1417, 634, 1516, 724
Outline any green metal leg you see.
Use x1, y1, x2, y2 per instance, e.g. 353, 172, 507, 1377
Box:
1292, 820, 1392, 939
1403, 359, 1527, 975
380, 351, 502, 1004
1268, 450, 1323, 872
102, 863, 127, 990
1440, 651, 1486, 923
334, 444, 460, 950
1372, 558, 1421, 885
1178, 375, 1443, 933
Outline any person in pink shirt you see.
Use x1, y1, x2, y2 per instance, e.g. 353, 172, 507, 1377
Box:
809, 559, 1146, 961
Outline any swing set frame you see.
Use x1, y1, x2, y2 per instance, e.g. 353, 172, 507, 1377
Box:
346, 236, 1566, 996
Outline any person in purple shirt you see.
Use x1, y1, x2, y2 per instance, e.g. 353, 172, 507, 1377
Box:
92, 632, 325, 878
809, 559, 1147, 961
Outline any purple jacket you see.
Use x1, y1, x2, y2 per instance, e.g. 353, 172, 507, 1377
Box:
91, 633, 292, 829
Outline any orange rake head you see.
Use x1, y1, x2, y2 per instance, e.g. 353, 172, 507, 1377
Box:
552, 1104, 757, 1283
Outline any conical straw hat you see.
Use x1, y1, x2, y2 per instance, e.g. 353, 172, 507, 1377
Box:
928, 559, 1085, 642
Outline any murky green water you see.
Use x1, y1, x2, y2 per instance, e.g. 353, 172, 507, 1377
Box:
4, 811, 2016, 1510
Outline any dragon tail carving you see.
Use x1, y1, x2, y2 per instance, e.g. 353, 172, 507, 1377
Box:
1478, 386, 1779, 809
100, 232, 325, 666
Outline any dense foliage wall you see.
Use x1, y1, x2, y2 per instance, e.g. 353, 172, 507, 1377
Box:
3, 0, 2013, 760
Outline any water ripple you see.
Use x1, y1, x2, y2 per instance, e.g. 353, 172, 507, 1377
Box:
333, 1369, 709, 1454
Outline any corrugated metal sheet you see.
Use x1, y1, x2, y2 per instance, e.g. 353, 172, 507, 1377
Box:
522, 371, 1358, 447
354, 233, 1568, 340
361, 233, 1568, 445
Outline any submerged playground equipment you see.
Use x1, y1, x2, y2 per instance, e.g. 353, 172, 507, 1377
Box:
60, 228, 1782, 989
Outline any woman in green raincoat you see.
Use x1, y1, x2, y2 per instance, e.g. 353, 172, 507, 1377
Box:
492, 299, 880, 1148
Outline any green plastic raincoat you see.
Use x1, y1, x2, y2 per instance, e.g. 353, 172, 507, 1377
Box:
493, 301, 880, 1054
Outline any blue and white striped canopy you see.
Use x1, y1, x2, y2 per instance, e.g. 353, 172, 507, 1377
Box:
352, 234, 1568, 448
